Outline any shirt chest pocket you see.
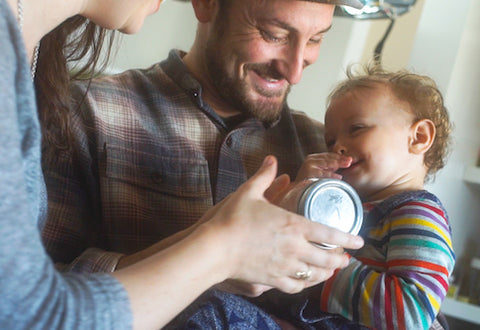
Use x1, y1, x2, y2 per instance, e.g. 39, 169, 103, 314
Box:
104, 145, 212, 199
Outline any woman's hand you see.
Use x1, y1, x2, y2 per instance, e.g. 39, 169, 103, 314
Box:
213, 279, 273, 297
114, 156, 363, 329
198, 155, 363, 295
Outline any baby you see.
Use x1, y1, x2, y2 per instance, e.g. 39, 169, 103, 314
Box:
176, 65, 456, 330
311, 64, 455, 330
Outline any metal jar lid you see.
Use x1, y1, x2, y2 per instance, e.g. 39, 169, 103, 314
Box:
297, 178, 363, 248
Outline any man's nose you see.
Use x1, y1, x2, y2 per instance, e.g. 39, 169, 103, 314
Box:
275, 43, 308, 85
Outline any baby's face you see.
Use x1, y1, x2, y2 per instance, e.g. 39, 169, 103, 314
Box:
324, 85, 421, 201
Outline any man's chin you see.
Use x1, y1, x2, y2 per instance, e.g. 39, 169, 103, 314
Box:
248, 101, 284, 123
235, 87, 288, 122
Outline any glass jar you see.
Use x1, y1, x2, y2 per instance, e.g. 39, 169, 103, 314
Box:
278, 178, 363, 248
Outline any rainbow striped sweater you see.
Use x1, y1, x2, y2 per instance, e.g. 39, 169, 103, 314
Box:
320, 190, 455, 329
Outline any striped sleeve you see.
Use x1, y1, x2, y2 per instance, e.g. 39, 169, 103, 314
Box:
320, 198, 455, 330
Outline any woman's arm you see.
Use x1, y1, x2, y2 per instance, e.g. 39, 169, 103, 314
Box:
115, 156, 365, 329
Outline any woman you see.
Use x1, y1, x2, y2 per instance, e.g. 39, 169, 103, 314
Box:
0, 0, 363, 328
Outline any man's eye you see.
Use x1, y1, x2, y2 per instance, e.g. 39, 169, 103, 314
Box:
260, 30, 285, 43
308, 35, 325, 45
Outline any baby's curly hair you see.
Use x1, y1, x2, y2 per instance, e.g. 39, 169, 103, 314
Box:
327, 63, 453, 182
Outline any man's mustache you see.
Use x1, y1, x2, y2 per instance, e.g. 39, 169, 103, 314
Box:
246, 63, 285, 82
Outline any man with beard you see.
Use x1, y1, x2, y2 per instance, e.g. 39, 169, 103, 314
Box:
41, 0, 365, 327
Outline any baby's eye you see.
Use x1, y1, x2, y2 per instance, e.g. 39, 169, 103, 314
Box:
349, 124, 365, 134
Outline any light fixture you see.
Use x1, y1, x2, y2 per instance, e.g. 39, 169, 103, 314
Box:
334, 0, 417, 64
335, 0, 416, 19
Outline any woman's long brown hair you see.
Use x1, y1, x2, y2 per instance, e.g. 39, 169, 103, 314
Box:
35, 16, 116, 166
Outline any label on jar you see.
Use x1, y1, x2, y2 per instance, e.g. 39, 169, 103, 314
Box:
297, 178, 363, 248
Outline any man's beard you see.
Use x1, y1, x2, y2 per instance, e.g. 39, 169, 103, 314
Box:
205, 45, 290, 124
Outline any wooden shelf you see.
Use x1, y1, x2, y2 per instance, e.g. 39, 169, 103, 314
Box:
441, 297, 480, 324
464, 165, 480, 185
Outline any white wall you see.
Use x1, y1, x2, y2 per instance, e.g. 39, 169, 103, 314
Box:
110, 0, 480, 264
416, 0, 480, 261
109, 0, 196, 72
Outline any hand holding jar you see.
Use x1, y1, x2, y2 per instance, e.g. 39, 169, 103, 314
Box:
269, 153, 363, 249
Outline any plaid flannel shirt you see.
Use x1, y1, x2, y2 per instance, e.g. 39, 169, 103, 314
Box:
41, 50, 326, 272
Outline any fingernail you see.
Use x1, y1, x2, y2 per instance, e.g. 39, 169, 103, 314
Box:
354, 236, 364, 248
262, 156, 274, 167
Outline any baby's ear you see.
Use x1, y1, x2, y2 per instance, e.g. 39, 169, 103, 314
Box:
409, 119, 435, 155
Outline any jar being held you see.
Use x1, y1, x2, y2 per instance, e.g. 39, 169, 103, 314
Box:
276, 178, 363, 249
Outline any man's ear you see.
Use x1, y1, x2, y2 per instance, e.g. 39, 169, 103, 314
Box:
409, 119, 436, 155
191, 0, 218, 23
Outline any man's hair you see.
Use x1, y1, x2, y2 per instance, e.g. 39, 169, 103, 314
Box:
327, 63, 453, 182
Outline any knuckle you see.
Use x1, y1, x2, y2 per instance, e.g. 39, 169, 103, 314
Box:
276, 278, 304, 294
324, 254, 342, 269
289, 282, 305, 294
317, 269, 335, 283
248, 287, 265, 297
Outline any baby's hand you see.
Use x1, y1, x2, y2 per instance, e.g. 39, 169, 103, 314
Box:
295, 152, 352, 182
